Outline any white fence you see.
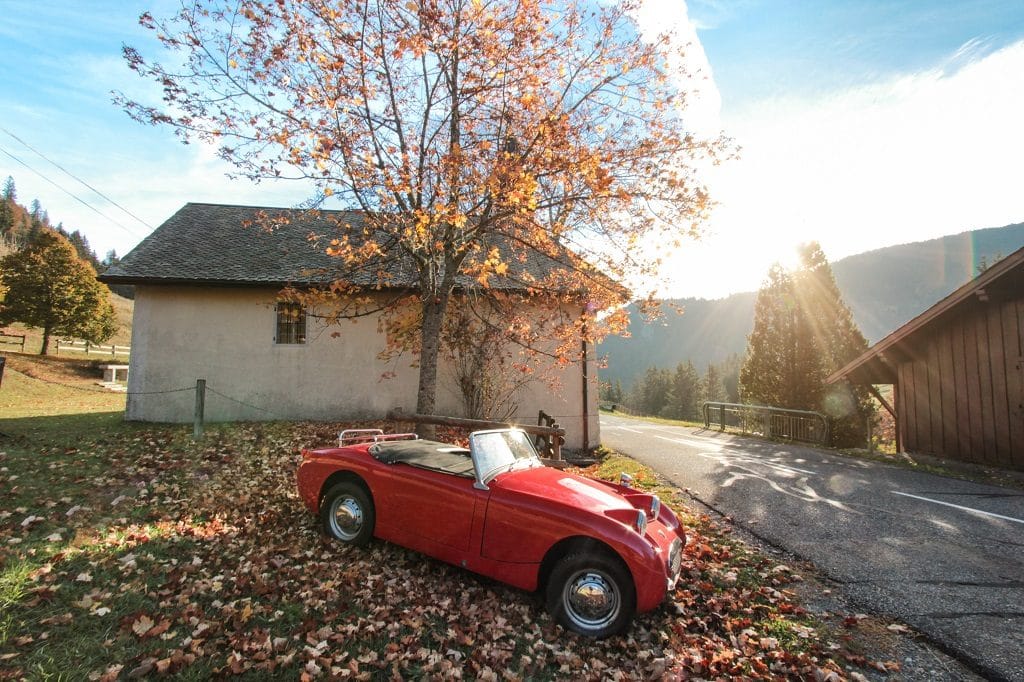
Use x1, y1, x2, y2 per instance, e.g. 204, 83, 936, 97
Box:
56, 339, 131, 358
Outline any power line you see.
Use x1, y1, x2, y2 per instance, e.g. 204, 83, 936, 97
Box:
1, 126, 155, 232
0, 145, 145, 238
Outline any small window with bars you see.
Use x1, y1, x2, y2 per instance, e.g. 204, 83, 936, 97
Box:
276, 302, 307, 344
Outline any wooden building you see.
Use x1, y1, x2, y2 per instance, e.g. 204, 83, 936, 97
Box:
828, 247, 1024, 470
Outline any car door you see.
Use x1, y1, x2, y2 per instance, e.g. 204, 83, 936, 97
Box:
381, 465, 479, 552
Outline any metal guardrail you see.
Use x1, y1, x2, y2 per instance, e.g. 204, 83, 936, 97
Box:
702, 402, 829, 445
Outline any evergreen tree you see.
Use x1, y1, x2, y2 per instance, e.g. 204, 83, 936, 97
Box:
64, 229, 101, 270
631, 366, 671, 417
792, 242, 871, 444
2, 177, 15, 202
27, 199, 44, 242
0, 198, 12, 239
740, 264, 795, 407
0, 229, 117, 354
599, 378, 624, 405
740, 243, 871, 445
703, 363, 727, 404
718, 353, 743, 403
665, 361, 701, 420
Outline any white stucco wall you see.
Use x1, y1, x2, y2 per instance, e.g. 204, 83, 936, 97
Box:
126, 286, 599, 450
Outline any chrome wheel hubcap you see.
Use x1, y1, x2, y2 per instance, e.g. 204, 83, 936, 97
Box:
331, 496, 363, 540
564, 570, 619, 630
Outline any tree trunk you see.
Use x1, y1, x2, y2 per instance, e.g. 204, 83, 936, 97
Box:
415, 295, 449, 439
40, 326, 51, 355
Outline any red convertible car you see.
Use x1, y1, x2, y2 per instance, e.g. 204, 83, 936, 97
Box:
296, 428, 685, 637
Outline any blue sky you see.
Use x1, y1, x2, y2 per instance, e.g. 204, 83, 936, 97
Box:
2, 0, 1023, 298
693, 0, 1024, 100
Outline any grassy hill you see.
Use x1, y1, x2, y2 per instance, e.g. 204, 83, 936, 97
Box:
599, 221, 1024, 387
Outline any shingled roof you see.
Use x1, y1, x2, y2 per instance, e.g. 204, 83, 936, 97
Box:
99, 202, 584, 291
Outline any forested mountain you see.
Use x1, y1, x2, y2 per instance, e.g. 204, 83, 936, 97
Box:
1, 176, 102, 266
599, 221, 1024, 387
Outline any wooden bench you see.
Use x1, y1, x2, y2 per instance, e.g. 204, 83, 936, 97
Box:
100, 364, 129, 383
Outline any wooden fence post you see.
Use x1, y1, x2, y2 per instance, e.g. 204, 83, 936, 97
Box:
193, 379, 206, 440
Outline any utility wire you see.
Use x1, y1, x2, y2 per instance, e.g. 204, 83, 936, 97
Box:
1, 126, 155, 232
0, 145, 145, 238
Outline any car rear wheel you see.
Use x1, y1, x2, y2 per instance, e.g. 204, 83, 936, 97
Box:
320, 481, 375, 546
545, 552, 636, 638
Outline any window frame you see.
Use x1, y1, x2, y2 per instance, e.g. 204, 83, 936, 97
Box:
275, 302, 307, 345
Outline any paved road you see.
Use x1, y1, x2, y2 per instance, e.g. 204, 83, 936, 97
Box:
601, 414, 1024, 682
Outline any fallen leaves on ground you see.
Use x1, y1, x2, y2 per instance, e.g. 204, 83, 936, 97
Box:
0, 420, 903, 679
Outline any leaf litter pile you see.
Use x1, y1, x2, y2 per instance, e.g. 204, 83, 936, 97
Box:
1, 420, 904, 680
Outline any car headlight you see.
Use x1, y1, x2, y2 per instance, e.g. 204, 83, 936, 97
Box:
650, 495, 660, 519
635, 510, 647, 535
667, 537, 683, 588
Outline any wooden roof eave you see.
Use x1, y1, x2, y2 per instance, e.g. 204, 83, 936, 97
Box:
827, 245, 1024, 386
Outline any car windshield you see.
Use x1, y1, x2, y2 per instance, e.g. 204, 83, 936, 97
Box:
470, 429, 540, 484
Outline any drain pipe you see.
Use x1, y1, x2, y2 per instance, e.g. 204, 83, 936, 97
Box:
581, 316, 590, 451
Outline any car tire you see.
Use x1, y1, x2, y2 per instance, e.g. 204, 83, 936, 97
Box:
545, 552, 636, 638
320, 481, 375, 546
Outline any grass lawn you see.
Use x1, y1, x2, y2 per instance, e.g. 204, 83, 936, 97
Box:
0, 355, 914, 680
1, 353, 126, 419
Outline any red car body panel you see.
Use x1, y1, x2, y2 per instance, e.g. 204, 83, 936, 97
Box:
296, 439, 685, 615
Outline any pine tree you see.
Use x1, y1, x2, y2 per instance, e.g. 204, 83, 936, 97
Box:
718, 353, 743, 403
0, 199, 12, 239
27, 199, 44, 242
740, 243, 871, 445
0, 229, 117, 354
665, 361, 701, 420
740, 264, 795, 407
2, 177, 15, 202
703, 363, 727, 404
631, 367, 671, 417
62, 228, 101, 270
792, 242, 871, 444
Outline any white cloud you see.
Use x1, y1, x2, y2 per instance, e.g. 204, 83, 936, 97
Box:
662, 38, 1024, 299
632, 0, 724, 138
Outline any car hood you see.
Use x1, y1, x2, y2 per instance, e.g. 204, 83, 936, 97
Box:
491, 465, 636, 513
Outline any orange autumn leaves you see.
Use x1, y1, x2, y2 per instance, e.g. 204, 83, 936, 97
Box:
120, 0, 729, 413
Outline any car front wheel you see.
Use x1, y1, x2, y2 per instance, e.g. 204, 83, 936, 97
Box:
545, 552, 636, 638
320, 481, 375, 546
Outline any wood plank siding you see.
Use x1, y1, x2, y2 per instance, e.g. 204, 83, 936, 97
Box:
829, 248, 1024, 471
897, 299, 1024, 469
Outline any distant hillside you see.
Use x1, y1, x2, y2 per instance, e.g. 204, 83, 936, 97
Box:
599, 222, 1024, 387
